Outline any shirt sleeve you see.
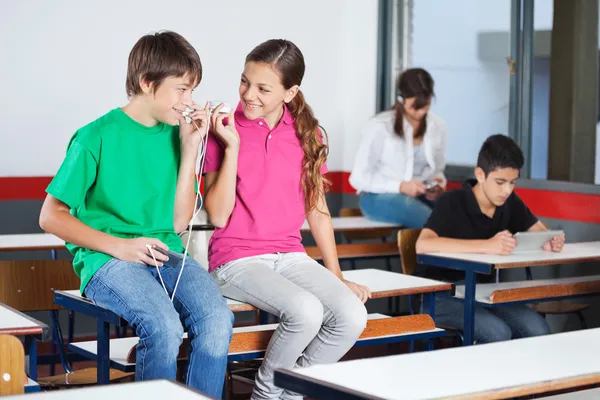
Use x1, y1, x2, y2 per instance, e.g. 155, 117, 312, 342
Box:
348, 120, 402, 194
423, 193, 457, 237
46, 137, 98, 210
507, 192, 538, 233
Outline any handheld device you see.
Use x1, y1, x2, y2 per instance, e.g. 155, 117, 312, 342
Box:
423, 180, 441, 191
513, 230, 564, 253
209, 101, 233, 114
151, 246, 185, 268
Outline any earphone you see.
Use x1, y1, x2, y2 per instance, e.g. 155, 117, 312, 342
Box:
146, 102, 220, 301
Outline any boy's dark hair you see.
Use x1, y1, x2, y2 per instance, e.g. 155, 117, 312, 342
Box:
126, 31, 202, 97
477, 134, 524, 176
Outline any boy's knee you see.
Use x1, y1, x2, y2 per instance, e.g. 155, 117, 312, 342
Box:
140, 313, 184, 358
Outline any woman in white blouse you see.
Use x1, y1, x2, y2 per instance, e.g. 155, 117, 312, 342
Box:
349, 68, 447, 228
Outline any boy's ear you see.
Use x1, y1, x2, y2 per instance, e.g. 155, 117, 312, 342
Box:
474, 167, 486, 183
139, 76, 153, 95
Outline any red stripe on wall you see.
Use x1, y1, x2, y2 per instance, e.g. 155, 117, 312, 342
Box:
3, 173, 600, 224
0, 177, 53, 201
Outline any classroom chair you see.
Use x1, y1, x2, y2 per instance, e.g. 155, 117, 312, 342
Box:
0, 334, 26, 396
0, 260, 133, 388
397, 229, 464, 346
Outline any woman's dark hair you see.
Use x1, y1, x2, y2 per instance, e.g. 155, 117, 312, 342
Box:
393, 68, 434, 139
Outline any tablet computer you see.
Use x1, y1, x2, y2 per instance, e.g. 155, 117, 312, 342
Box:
513, 230, 564, 253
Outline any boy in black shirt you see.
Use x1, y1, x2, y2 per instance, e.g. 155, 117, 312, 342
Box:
416, 134, 565, 343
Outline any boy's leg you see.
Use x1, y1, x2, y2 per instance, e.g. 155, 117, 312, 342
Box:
157, 257, 234, 399
359, 192, 432, 228
211, 254, 326, 400
491, 305, 551, 339
434, 296, 513, 344
83, 259, 184, 382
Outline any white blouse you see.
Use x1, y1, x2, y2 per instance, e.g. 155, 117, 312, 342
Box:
349, 110, 447, 194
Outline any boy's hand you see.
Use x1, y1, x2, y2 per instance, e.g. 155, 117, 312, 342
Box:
178, 101, 210, 154
485, 230, 517, 255
114, 238, 169, 266
543, 232, 565, 253
211, 104, 240, 149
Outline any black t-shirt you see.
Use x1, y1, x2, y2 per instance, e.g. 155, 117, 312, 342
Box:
418, 179, 538, 282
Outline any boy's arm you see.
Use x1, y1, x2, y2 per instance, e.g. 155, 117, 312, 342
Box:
39, 195, 168, 266
416, 228, 515, 255
173, 151, 198, 233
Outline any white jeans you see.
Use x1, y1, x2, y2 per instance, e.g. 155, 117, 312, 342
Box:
211, 252, 367, 400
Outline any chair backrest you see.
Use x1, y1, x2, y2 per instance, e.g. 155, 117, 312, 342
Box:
0, 260, 79, 311
397, 229, 422, 276
339, 208, 395, 241
0, 334, 25, 395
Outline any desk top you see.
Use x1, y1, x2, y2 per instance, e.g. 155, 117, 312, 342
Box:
419, 242, 600, 270
537, 387, 600, 399
301, 217, 401, 232
0, 302, 49, 340
0, 234, 65, 252
276, 328, 600, 400
343, 269, 452, 297
3, 379, 213, 399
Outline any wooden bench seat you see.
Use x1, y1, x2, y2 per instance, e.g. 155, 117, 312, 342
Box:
454, 275, 600, 304
69, 313, 444, 370
305, 242, 398, 261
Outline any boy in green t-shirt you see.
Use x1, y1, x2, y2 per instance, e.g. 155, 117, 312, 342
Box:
39, 31, 233, 397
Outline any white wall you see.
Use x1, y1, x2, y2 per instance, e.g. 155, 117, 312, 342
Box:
0, 0, 378, 177
412, 0, 554, 166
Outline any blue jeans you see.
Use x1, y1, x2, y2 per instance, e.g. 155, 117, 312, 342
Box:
434, 296, 550, 344
84, 257, 234, 398
359, 192, 434, 228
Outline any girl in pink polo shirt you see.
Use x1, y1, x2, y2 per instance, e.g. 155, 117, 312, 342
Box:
203, 39, 370, 400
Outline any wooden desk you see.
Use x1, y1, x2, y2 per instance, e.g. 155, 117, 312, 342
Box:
536, 387, 600, 399
2, 379, 214, 399
0, 234, 65, 252
275, 328, 600, 400
0, 302, 49, 382
300, 216, 401, 233
417, 242, 600, 345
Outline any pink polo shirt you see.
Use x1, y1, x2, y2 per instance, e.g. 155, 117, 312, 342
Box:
203, 102, 327, 272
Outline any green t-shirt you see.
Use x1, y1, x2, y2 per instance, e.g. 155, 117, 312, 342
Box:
47, 108, 185, 293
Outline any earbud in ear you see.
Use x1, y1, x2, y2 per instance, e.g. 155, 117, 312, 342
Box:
397, 95, 404, 104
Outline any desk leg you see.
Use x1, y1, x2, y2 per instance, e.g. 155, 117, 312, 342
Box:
25, 336, 37, 381
422, 293, 435, 351
97, 319, 110, 384
464, 271, 476, 346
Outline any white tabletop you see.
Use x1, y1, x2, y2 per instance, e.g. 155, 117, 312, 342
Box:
0, 302, 47, 338
343, 269, 451, 295
277, 328, 600, 400
455, 274, 600, 304
0, 233, 65, 251
421, 242, 600, 269
3, 379, 213, 399
537, 387, 600, 399
301, 216, 401, 232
